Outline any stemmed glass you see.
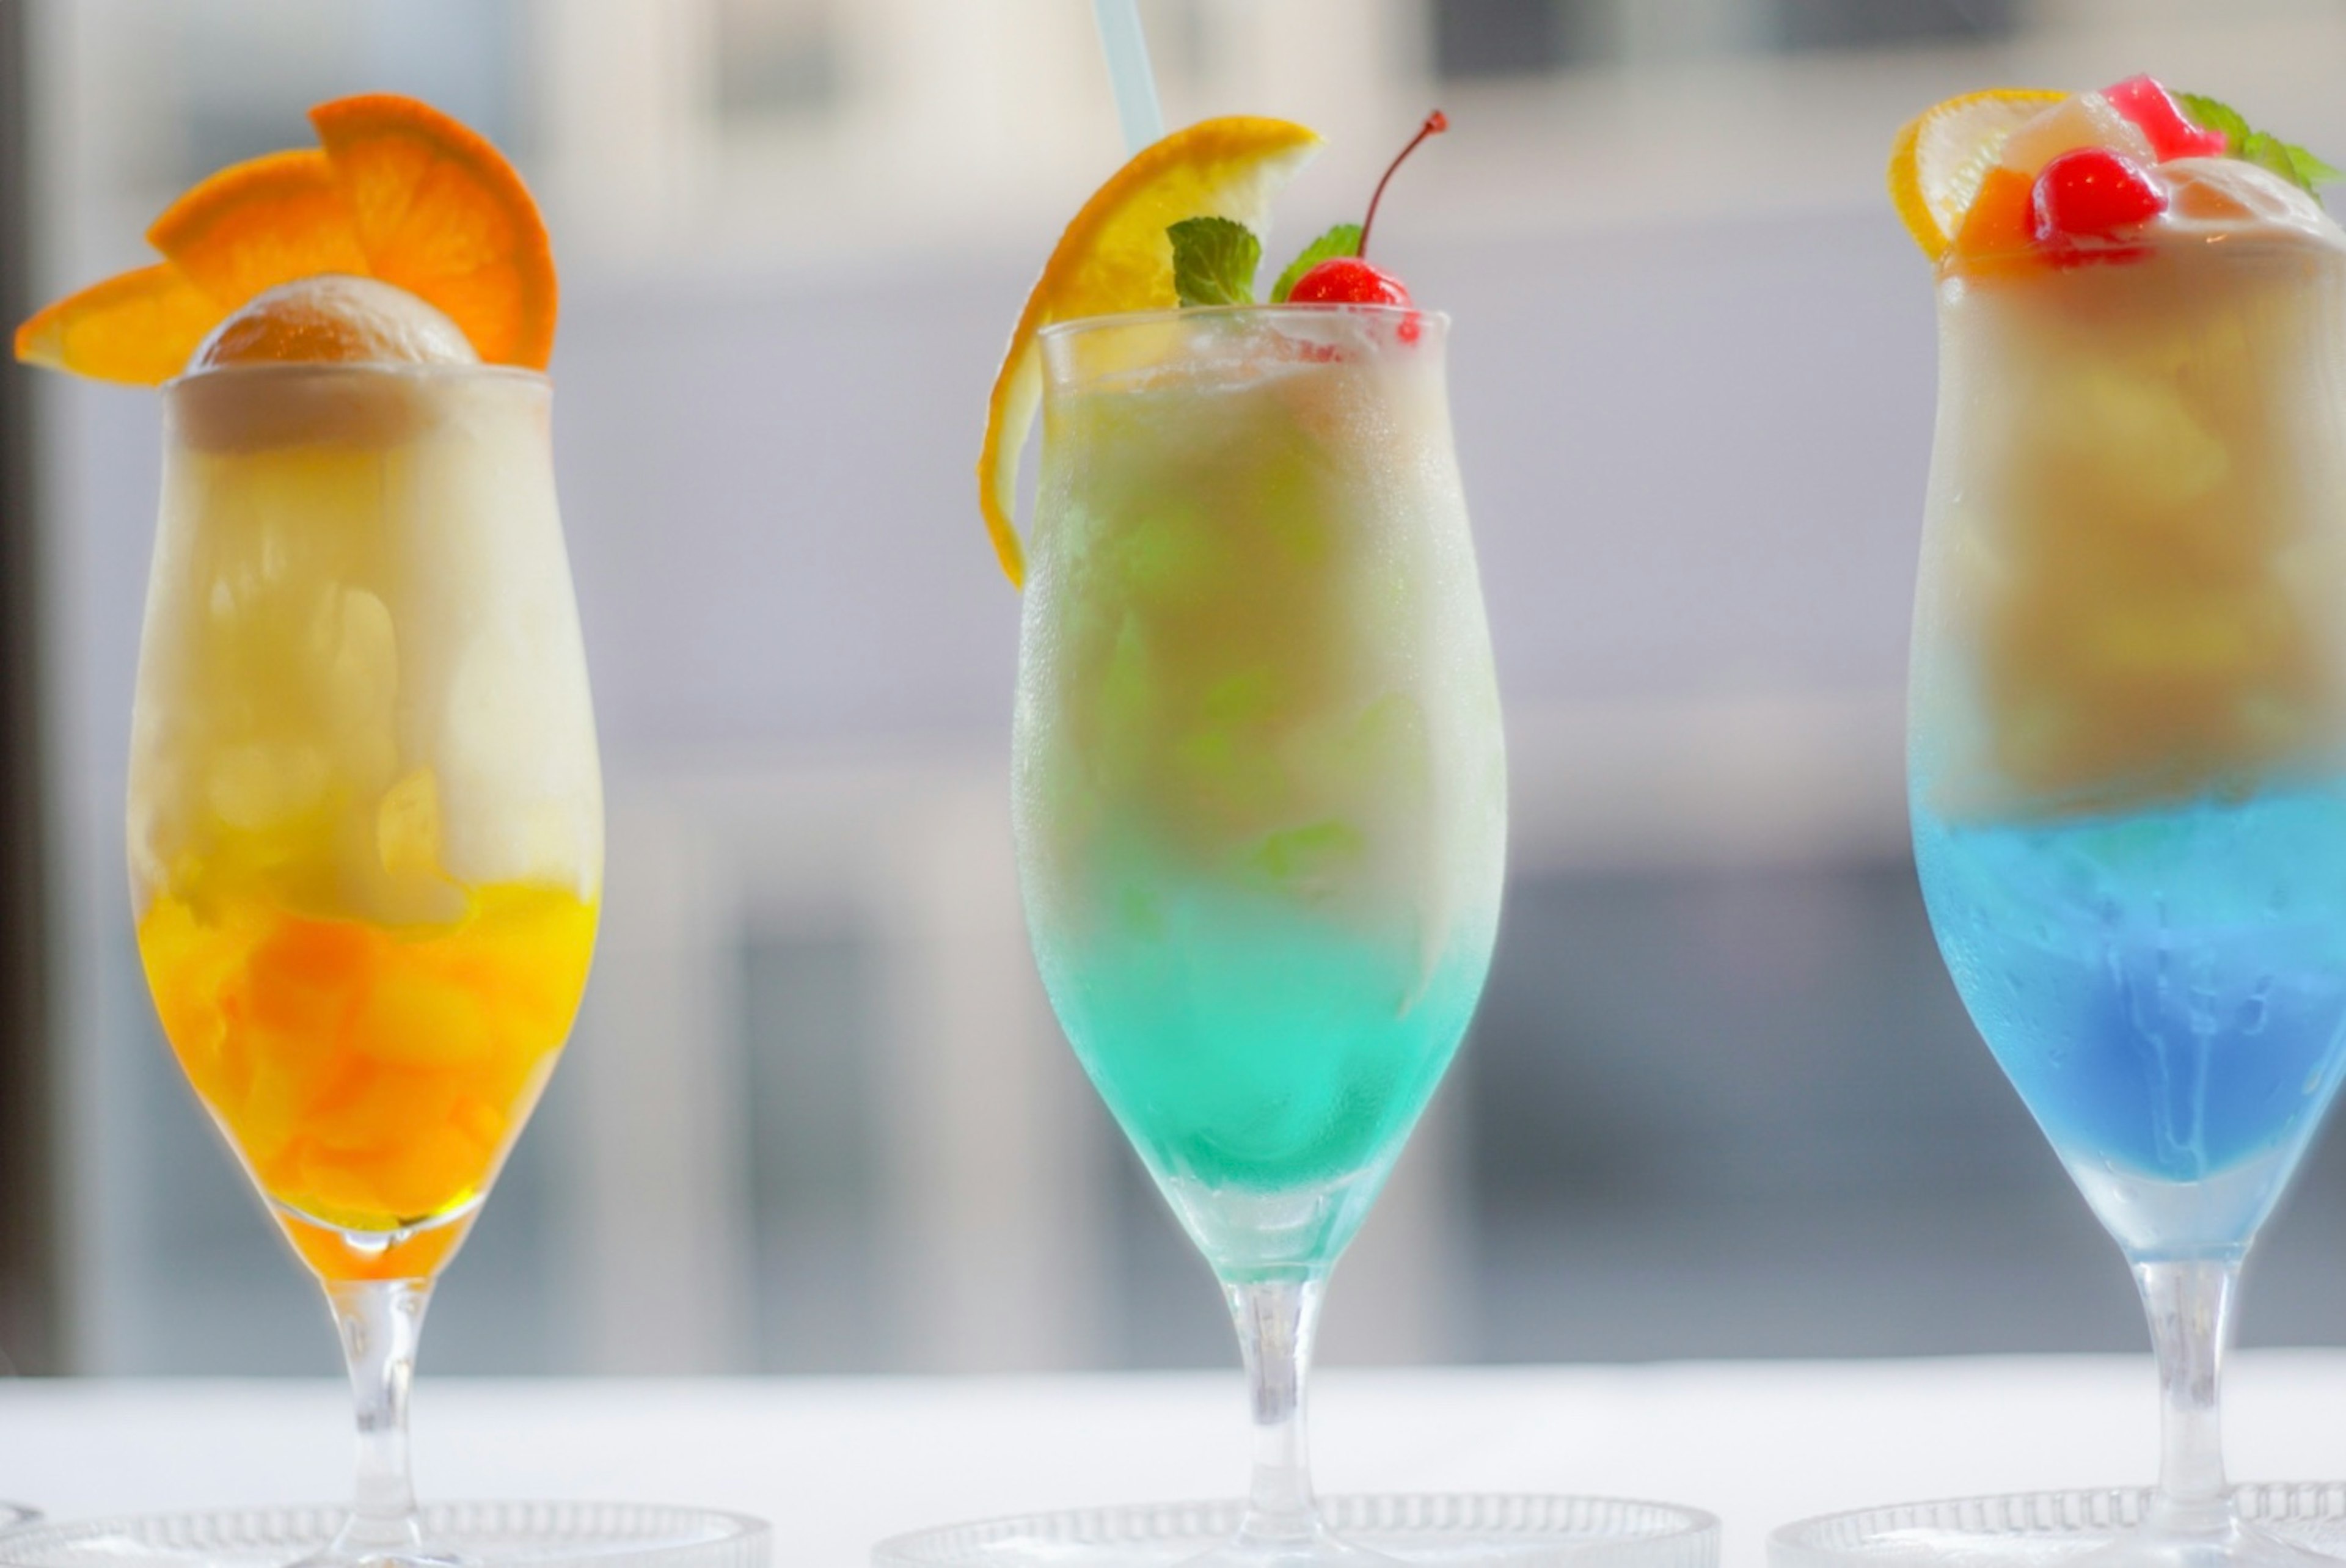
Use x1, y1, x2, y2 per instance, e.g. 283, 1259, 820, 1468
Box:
127, 360, 601, 1564
1907, 230, 2346, 1565
1010, 304, 1507, 1566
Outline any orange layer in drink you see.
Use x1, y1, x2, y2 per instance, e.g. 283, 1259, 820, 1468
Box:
137, 883, 595, 1280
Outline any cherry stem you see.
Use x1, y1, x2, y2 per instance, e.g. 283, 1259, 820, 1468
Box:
1357, 109, 1447, 260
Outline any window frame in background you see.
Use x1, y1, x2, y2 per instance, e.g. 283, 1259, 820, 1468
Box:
0, 0, 60, 1377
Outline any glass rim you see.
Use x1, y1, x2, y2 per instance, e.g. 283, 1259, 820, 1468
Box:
1037, 301, 1447, 342
163, 359, 550, 394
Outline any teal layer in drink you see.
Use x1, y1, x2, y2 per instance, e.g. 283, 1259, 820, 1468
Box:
1036, 862, 1480, 1175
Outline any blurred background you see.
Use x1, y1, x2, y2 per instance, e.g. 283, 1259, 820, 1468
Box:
8, 0, 2346, 1380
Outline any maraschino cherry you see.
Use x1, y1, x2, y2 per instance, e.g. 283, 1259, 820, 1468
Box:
2030, 146, 2167, 263
1288, 111, 1448, 306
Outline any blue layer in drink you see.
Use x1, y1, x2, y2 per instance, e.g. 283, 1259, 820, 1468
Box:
1912, 786, 2346, 1254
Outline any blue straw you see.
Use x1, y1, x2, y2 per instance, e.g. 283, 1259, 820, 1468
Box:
1091, 0, 1165, 156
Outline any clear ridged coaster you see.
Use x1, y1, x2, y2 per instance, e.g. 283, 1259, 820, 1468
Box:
872, 1493, 1719, 1568
0, 1502, 767, 1568
1771, 1484, 2346, 1568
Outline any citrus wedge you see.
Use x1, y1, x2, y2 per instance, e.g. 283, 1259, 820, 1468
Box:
14, 92, 552, 385
1888, 89, 2066, 261
979, 115, 1321, 587
310, 93, 558, 370
13, 264, 225, 385
147, 148, 370, 307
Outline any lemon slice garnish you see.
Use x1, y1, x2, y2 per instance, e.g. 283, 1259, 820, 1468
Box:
1888, 89, 2067, 261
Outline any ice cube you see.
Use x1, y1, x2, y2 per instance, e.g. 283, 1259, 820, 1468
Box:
2034, 363, 2229, 512
438, 628, 599, 889
206, 740, 329, 831
376, 767, 443, 879
1999, 92, 2157, 180
323, 588, 399, 787
1248, 819, 1365, 900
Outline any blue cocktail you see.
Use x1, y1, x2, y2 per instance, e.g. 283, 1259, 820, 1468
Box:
1905, 86, 2346, 1563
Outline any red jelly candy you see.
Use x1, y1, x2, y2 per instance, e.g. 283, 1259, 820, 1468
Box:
2103, 76, 2229, 161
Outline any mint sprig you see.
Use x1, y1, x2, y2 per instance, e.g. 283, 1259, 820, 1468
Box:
1169, 216, 1260, 307
2176, 90, 2342, 193
1271, 223, 1364, 304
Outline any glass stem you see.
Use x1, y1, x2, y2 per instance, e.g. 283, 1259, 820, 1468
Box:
2135, 1255, 2240, 1537
1227, 1275, 1329, 1548
326, 1277, 433, 1558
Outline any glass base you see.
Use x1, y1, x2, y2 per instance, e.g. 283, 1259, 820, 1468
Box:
871, 1493, 1719, 1568
1770, 1484, 2346, 1568
0, 1502, 766, 1568
2, 1507, 38, 1535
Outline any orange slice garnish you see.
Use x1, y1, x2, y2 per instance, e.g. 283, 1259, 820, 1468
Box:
13, 93, 552, 385
148, 148, 370, 307
1888, 89, 2066, 261
979, 116, 1321, 588
310, 93, 557, 371
13, 264, 223, 385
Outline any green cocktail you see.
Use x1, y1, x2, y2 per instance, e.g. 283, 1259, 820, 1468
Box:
958, 108, 1590, 1568
1013, 303, 1506, 1281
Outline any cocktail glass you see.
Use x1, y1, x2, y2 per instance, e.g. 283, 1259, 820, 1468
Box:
129, 360, 600, 1565
1909, 227, 2346, 1566
1012, 304, 1505, 1566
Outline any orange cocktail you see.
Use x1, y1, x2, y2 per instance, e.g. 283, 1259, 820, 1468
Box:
130, 356, 601, 1282
20, 90, 594, 1561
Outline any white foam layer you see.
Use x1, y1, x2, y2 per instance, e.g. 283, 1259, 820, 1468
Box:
2151, 156, 2346, 250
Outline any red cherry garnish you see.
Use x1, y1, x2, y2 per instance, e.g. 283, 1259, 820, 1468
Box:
1289, 110, 1447, 315
1357, 109, 1447, 259
1287, 256, 1411, 306
2103, 75, 2228, 161
2030, 147, 2167, 263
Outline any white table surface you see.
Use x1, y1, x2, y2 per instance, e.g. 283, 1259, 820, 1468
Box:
8, 1354, 2346, 1568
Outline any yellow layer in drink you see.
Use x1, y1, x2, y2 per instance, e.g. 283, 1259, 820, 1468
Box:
139, 882, 593, 1273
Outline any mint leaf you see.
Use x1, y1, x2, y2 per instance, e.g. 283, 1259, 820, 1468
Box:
1169, 216, 1260, 307
2287, 142, 2344, 189
2176, 91, 2249, 152
2240, 130, 2302, 186
2177, 89, 2339, 193
1270, 223, 1364, 304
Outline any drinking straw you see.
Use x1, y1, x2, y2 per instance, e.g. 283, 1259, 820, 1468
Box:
1091, 0, 1164, 155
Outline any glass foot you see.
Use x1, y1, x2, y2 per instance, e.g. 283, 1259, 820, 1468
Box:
2, 1506, 38, 1535
1771, 1484, 2346, 1568
1165, 1519, 1406, 1568
0, 1501, 766, 1568
2064, 1519, 2344, 1568
871, 1493, 1718, 1568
